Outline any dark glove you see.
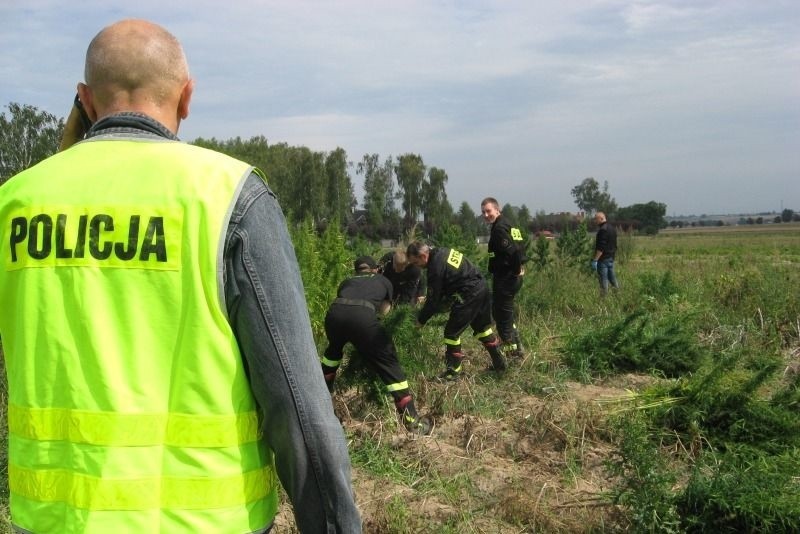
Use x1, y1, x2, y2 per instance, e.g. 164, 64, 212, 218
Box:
590, 260, 598, 271
323, 371, 336, 394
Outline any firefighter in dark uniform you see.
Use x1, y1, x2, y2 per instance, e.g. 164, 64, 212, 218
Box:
481, 197, 527, 358
406, 242, 507, 380
378, 250, 426, 306
321, 256, 431, 435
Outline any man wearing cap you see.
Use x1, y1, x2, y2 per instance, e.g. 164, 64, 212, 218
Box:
320, 256, 431, 435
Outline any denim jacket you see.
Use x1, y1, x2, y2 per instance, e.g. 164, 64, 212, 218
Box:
82, 113, 362, 533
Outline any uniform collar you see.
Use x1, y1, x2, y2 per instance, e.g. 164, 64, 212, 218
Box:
86, 112, 179, 141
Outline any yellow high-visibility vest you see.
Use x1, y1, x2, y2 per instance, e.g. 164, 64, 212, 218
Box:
0, 137, 278, 533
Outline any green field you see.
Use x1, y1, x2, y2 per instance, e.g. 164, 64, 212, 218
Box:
636, 223, 800, 257
2, 223, 799, 532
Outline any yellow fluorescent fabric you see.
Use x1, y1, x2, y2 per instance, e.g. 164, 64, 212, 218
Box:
446, 249, 463, 268
8, 405, 260, 447
474, 328, 493, 339
320, 355, 341, 368
385, 381, 409, 392
9, 465, 275, 510
0, 138, 279, 532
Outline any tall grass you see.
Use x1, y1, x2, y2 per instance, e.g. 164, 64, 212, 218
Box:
1, 224, 799, 532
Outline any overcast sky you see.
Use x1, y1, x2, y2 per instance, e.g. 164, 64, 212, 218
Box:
2, 1, 798, 216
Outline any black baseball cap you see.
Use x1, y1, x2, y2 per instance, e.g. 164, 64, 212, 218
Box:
354, 255, 378, 271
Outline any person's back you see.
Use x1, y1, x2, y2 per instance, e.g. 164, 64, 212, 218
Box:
406, 242, 506, 379
1, 136, 276, 532
418, 246, 483, 320
0, 19, 360, 533
337, 268, 394, 308
322, 257, 431, 434
487, 214, 526, 277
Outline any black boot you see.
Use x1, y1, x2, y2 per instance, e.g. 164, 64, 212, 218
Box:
438, 350, 465, 381
403, 411, 433, 435
396, 395, 433, 435
485, 342, 507, 372
512, 330, 525, 358
502, 341, 522, 360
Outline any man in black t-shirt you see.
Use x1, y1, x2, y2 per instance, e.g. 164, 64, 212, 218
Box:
321, 255, 431, 435
591, 212, 620, 296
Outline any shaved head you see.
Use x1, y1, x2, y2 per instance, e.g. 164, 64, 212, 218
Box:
80, 19, 193, 130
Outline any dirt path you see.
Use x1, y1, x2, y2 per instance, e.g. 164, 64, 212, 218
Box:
275, 374, 651, 532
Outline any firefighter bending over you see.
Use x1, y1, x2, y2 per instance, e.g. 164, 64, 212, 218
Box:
321, 256, 432, 435
406, 242, 507, 380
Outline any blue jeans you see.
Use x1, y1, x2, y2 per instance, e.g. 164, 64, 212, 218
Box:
597, 258, 619, 295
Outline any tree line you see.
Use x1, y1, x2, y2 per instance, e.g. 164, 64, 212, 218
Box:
2, 102, 688, 239
666, 210, 800, 228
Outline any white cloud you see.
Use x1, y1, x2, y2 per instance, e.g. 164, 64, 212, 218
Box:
622, 2, 706, 34
1, 0, 798, 214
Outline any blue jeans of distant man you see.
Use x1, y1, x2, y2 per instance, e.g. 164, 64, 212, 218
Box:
597, 258, 619, 296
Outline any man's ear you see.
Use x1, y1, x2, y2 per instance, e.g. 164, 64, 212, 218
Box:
178, 78, 194, 120
76, 83, 98, 122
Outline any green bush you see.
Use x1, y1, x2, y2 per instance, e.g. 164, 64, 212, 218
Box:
650, 348, 800, 453
616, 342, 800, 532
290, 219, 352, 337
635, 271, 681, 305
711, 266, 764, 309
606, 413, 681, 534
677, 446, 800, 533
554, 219, 592, 269
561, 310, 705, 381
529, 234, 552, 271
615, 227, 635, 264
430, 222, 479, 260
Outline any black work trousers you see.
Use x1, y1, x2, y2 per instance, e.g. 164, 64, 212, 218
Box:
323, 304, 408, 399
444, 283, 494, 344
491, 274, 522, 343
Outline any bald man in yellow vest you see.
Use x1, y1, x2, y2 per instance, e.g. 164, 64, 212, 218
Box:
0, 19, 360, 533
